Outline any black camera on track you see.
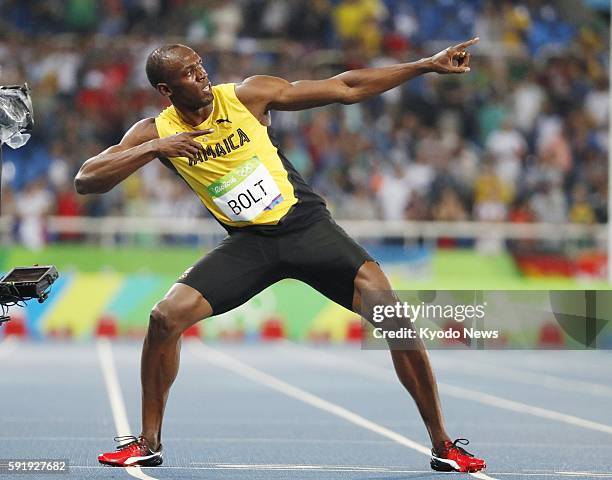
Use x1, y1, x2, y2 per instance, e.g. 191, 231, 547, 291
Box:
0, 266, 59, 325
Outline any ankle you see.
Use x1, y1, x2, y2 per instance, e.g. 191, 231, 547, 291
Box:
139, 434, 159, 451
433, 438, 452, 453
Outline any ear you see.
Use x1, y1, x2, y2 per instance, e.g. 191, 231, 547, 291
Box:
157, 83, 172, 97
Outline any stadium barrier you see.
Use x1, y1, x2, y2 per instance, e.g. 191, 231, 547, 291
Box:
0, 215, 607, 245
2, 215, 610, 344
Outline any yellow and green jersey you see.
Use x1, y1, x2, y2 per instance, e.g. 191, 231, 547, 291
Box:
155, 83, 327, 233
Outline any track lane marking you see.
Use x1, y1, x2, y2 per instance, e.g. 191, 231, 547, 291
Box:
431, 355, 612, 399
66, 464, 612, 477
190, 341, 496, 480
97, 339, 158, 480
280, 342, 612, 436
0, 335, 18, 359
487, 352, 612, 375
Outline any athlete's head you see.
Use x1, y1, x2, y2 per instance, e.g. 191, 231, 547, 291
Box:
146, 44, 213, 108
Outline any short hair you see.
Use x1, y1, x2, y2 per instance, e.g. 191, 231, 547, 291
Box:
145, 44, 188, 88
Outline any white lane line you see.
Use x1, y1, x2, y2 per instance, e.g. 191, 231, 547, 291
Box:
357, 349, 612, 384
431, 356, 612, 399
281, 342, 612, 436
0, 435, 606, 449
0, 335, 18, 359
491, 352, 612, 375
439, 384, 612, 435
190, 341, 496, 480
97, 339, 158, 480
66, 464, 612, 477
555, 473, 612, 478
203, 463, 423, 472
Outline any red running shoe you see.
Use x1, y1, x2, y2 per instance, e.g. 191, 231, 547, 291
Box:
430, 438, 486, 473
98, 436, 163, 467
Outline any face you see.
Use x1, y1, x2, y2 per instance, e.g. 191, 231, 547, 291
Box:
160, 47, 213, 108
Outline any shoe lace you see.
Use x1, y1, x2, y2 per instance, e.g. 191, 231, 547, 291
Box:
451, 438, 474, 457
114, 435, 140, 450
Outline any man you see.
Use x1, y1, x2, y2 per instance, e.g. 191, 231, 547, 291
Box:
75, 38, 485, 473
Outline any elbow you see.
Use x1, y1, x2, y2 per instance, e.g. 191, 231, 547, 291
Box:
74, 176, 85, 195
74, 175, 89, 195
74, 174, 105, 195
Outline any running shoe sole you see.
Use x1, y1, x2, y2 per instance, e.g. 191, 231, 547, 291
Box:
431, 455, 484, 473
99, 453, 163, 467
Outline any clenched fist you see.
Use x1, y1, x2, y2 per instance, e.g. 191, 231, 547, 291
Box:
151, 129, 214, 160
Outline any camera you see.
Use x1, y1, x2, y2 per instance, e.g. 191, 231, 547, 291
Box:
0, 266, 58, 325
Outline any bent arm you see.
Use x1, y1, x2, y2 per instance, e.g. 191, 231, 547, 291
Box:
74, 118, 159, 195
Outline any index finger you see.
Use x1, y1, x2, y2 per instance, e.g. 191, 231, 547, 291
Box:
451, 37, 479, 51
186, 129, 215, 136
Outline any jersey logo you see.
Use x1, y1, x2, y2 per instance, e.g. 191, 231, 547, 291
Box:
216, 117, 232, 124
178, 266, 193, 280
188, 128, 251, 166
236, 162, 255, 177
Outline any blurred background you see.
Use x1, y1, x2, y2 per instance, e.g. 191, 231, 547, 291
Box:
0, 0, 610, 343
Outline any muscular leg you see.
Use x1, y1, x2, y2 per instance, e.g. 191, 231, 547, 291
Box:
352, 261, 451, 451
140, 283, 212, 450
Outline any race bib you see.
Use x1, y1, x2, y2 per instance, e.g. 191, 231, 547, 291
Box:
207, 157, 283, 222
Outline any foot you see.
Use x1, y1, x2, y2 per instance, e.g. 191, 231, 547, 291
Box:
98, 436, 163, 467
430, 438, 486, 473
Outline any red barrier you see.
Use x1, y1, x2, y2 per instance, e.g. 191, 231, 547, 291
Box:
5, 312, 27, 337
538, 321, 564, 347
261, 318, 285, 340
96, 314, 118, 338
183, 324, 201, 338
346, 321, 363, 342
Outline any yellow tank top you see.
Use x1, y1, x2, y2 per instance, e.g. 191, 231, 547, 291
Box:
155, 83, 300, 228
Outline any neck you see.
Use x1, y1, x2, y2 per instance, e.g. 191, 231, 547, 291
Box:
174, 102, 214, 127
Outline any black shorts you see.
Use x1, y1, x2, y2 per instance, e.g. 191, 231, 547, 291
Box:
177, 217, 374, 315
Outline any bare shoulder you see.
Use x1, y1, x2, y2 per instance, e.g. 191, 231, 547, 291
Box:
236, 75, 290, 97
120, 117, 160, 147
235, 75, 291, 115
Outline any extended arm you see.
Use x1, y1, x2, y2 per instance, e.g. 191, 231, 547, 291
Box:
74, 119, 212, 195
236, 38, 478, 117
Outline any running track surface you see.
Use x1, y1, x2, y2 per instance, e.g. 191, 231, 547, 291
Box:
1, 338, 611, 479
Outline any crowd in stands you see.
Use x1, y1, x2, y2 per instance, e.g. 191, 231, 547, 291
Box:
0, 0, 609, 248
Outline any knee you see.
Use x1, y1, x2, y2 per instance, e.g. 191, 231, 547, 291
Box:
354, 264, 397, 314
149, 301, 181, 340
148, 284, 212, 341
149, 296, 201, 340
355, 262, 393, 296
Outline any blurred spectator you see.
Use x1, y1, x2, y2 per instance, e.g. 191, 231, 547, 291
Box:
530, 181, 567, 223
406, 136, 436, 195
509, 197, 535, 223
474, 182, 508, 254
335, 183, 378, 220
14, 178, 52, 250
568, 183, 596, 224
405, 191, 429, 221
432, 187, 467, 222
0, 0, 608, 251
333, 0, 387, 55
283, 134, 313, 180
512, 71, 545, 133
473, 161, 513, 208
584, 75, 609, 128
486, 116, 527, 185
377, 162, 411, 221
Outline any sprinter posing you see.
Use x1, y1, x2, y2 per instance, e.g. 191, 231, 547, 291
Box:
76, 38, 485, 473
